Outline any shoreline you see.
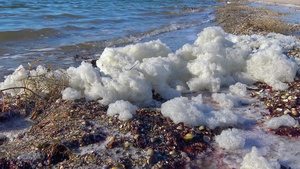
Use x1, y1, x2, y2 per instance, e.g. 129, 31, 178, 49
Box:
216, 0, 300, 36
247, 0, 300, 6
1, 1, 300, 168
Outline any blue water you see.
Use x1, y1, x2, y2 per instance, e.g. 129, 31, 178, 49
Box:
250, 2, 300, 25
0, 0, 218, 80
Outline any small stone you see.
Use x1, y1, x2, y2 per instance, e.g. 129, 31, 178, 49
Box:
56, 99, 62, 104
169, 150, 176, 156
291, 109, 299, 116
176, 126, 183, 130
124, 141, 130, 148
147, 148, 154, 156
284, 109, 291, 115
181, 152, 188, 158
38, 163, 43, 167
203, 136, 210, 143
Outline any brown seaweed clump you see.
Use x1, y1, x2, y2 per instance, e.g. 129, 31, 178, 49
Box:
0, 99, 216, 169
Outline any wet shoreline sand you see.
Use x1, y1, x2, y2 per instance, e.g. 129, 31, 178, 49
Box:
0, 0, 300, 168
216, 0, 300, 36
248, 0, 300, 6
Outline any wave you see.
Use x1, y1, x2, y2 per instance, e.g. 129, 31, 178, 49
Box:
60, 19, 212, 51
0, 28, 60, 43
141, 6, 204, 17
62, 25, 83, 31
42, 13, 85, 19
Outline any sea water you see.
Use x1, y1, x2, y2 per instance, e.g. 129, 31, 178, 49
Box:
0, 0, 217, 81
1, 1, 300, 168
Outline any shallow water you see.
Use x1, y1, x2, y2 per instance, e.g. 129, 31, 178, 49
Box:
1, 2, 300, 168
250, 2, 300, 26
0, 0, 217, 81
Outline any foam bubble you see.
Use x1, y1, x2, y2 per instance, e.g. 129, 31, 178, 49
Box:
215, 128, 245, 150
107, 100, 138, 121
265, 114, 299, 129
161, 95, 244, 129
241, 147, 280, 169
229, 82, 248, 96
1, 26, 299, 106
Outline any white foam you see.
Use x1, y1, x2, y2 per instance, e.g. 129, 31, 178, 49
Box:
161, 94, 244, 129
215, 128, 245, 150
0, 65, 67, 97
212, 93, 238, 109
29, 47, 57, 52
0, 65, 30, 96
241, 146, 280, 169
229, 82, 248, 96
210, 121, 300, 169
265, 114, 299, 129
0, 117, 34, 142
107, 100, 138, 121
61, 87, 82, 100
1, 26, 300, 168
2, 27, 298, 107
246, 45, 298, 90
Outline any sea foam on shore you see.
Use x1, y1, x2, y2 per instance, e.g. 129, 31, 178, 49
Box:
1, 26, 300, 168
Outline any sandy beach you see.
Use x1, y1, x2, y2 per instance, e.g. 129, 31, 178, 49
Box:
248, 0, 300, 6
0, 0, 300, 168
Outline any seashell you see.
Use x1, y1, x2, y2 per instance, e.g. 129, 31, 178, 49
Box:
266, 102, 271, 107
198, 126, 205, 131
124, 141, 130, 148
282, 99, 288, 102
274, 93, 280, 97
112, 163, 125, 169
284, 109, 291, 115
183, 133, 194, 140
291, 109, 299, 116
147, 148, 154, 156
176, 126, 183, 130
169, 150, 176, 156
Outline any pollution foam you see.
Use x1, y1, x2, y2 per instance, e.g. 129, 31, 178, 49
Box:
265, 114, 299, 129
215, 128, 246, 150
1, 26, 300, 168
241, 147, 280, 169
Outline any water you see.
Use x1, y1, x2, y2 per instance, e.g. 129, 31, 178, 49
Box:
0, 0, 217, 81
1, 1, 300, 168
250, 2, 300, 25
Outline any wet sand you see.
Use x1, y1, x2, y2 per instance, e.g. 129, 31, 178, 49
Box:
216, 0, 300, 35
0, 1, 299, 168
248, 0, 300, 6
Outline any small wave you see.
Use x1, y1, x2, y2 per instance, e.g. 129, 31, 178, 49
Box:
60, 20, 211, 51
62, 25, 83, 31
164, 6, 205, 18
42, 13, 84, 19
29, 48, 57, 52
0, 28, 60, 43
